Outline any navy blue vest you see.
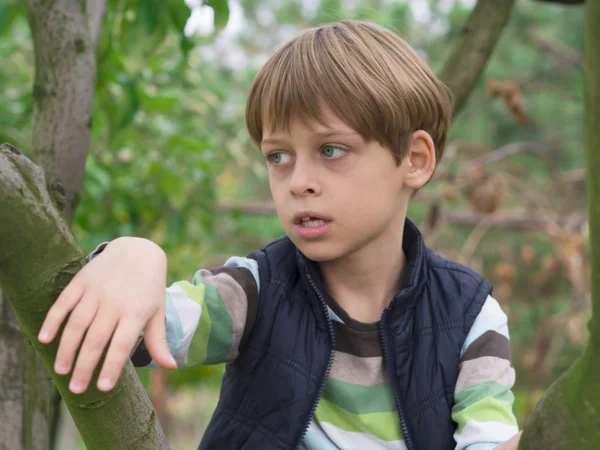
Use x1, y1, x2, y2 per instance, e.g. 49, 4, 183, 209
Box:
199, 219, 492, 450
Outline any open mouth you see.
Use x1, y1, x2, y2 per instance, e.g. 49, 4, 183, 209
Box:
298, 216, 329, 228
293, 211, 332, 238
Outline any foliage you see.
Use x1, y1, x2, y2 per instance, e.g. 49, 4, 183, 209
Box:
0, 0, 591, 442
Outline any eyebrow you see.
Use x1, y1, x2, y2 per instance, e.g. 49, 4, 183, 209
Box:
261, 129, 359, 146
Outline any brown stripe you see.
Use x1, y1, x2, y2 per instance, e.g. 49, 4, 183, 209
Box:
455, 356, 515, 393
208, 266, 258, 350
333, 321, 382, 357
325, 292, 379, 332
461, 330, 511, 363
329, 352, 388, 386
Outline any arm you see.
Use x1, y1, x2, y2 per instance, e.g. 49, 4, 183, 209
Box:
133, 258, 260, 368
452, 295, 520, 450
87, 242, 260, 369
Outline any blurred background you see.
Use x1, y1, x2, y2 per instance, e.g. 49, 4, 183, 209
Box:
0, 0, 589, 448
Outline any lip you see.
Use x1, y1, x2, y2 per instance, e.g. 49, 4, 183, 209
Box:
292, 210, 332, 239
292, 210, 331, 224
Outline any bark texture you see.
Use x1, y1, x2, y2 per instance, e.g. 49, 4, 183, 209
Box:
0, 144, 169, 450
519, 1, 600, 448
0, 2, 106, 448
85, 0, 107, 50
0, 293, 52, 450
438, 0, 516, 117
24, 0, 97, 224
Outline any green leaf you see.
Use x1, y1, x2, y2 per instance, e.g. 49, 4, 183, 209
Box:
115, 73, 141, 127
137, 0, 167, 33
0, 2, 18, 36
205, 0, 230, 30
168, 0, 192, 33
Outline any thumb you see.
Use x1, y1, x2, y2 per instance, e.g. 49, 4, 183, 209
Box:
143, 311, 177, 369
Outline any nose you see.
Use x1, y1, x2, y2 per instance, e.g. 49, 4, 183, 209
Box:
289, 159, 321, 197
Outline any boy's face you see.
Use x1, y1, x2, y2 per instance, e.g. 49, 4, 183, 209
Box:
260, 107, 418, 263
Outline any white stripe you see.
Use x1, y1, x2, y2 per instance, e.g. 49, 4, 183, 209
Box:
454, 420, 519, 450
312, 421, 407, 450
299, 422, 341, 449
166, 284, 202, 367
461, 295, 509, 358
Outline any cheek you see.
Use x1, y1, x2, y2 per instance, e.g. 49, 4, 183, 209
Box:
332, 176, 402, 227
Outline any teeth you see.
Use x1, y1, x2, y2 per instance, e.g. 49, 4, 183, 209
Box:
301, 219, 326, 227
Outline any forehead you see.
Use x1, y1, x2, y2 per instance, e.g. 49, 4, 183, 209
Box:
261, 106, 358, 141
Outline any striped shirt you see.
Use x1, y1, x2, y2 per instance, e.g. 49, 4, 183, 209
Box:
98, 249, 518, 449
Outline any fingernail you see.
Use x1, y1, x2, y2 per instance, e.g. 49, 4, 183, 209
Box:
54, 361, 69, 374
69, 380, 85, 394
169, 356, 177, 368
38, 330, 50, 342
98, 378, 113, 391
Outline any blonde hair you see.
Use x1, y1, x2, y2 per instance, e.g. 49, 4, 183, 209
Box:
245, 20, 452, 163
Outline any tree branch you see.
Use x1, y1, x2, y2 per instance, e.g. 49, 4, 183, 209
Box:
86, 0, 107, 50
24, 0, 98, 223
528, 27, 584, 70
0, 144, 169, 450
438, 0, 516, 117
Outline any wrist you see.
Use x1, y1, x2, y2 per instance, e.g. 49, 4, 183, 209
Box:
87, 237, 166, 265
112, 237, 167, 262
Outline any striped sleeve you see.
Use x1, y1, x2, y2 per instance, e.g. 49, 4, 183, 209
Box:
452, 295, 519, 450
132, 256, 260, 368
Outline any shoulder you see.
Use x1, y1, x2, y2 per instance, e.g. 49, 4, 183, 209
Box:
248, 235, 299, 285
423, 247, 493, 331
425, 248, 484, 286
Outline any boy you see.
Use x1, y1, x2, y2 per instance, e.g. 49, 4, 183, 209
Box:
38, 21, 522, 450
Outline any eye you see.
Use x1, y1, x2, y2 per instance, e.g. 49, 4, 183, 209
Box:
267, 152, 292, 165
321, 145, 347, 159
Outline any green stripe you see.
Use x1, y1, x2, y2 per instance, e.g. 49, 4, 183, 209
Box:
452, 397, 518, 434
315, 397, 403, 442
322, 378, 397, 414
453, 380, 514, 412
175, 280, 211, 366
202, 282, 233, 364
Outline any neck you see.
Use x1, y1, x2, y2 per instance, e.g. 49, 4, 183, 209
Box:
319, 228, 407, 323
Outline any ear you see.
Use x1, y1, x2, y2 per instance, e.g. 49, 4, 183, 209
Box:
402, 130, 436, 190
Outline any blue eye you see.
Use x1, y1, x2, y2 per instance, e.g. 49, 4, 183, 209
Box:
268, 152, 292, 165
322, 145, 346, 159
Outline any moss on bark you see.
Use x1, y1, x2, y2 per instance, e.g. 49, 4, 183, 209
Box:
0, 145, 169, 450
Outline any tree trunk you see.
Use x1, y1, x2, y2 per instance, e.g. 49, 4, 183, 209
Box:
519, 1, 600, 448
0, 144, 169, 450
0, 1, 107, 448
438, 0, 516, 117
0, 292, 52, 450
24, 0, 97, 223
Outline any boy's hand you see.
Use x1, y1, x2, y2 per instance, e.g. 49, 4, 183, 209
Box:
496, 431, 522, 450
38, 237, 177, 394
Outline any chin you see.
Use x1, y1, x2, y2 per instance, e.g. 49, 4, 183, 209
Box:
293, 240, 345, 263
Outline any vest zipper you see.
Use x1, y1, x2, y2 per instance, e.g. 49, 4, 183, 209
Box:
296, 272, 336, 448
379, 308, 414, 450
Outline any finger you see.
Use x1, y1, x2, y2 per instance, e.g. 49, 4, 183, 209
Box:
143, 309, 177, 370
53, 295, 99, 376
38, 280, 85, 343
96, 320, 146, 392
69, 309, 119, 394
